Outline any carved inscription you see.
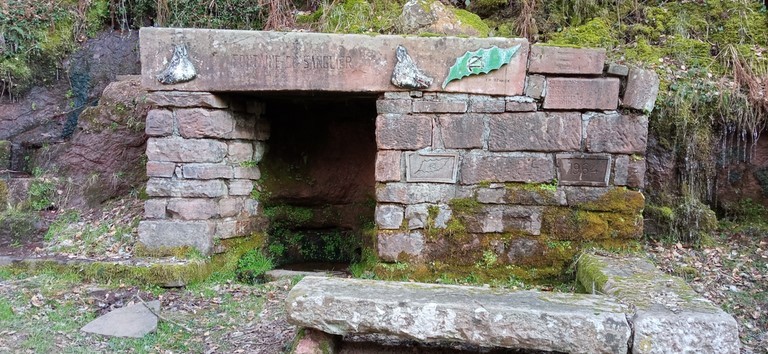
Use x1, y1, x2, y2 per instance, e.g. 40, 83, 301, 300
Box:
557, 155, 610, 186
406, 152, 459, 183
231, 54, 353, 70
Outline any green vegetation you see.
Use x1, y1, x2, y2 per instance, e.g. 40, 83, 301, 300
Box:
236, 249, 274, 284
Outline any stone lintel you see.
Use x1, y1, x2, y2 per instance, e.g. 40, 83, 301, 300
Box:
286, 276, 631, 354
140, 28, 528, 96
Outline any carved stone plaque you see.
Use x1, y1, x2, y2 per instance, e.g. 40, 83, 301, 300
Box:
406, 152, 459, 183
556, 154, 610, 186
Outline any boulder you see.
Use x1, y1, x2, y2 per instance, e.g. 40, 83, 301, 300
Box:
287, 276, 631, 354
399, 0, 489, 37
81, 300, 160, 338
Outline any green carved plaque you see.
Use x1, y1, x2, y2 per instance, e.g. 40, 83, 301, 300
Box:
442, 45, 521, 89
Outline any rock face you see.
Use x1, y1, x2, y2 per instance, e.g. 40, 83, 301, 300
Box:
36, 77, 150, 207
287, 276, 632, 354
577, 254, 740, 354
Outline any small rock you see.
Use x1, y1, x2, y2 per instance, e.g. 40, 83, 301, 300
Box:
81, 300, 160, 338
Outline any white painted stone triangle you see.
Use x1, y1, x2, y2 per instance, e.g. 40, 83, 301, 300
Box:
81, 300, 160, 338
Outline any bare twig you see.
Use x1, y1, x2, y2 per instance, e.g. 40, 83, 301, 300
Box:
133, 294, 194, 333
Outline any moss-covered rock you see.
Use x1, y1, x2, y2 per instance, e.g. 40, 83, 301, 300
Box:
399, 0, 489, 37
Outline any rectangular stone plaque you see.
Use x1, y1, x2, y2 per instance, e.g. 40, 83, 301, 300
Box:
556, 154, 610, 186
140, 28, 528, 96
406, 152, 459, 183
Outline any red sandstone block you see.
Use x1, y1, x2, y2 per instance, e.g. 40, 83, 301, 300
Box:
177, 108, 236, 139
543, 78, 620, 110
505, 101, 537, 112
622, 67, 660, 113
167, 198, 219, 220
468, 96, 506, 113
227, 141, 254, 163
460, 152, 555, 184
146, 137, 228, 163
145, 109, 174, 136
147, 91, 229, 108
144, 199, 167, 219
182, 163, 233, 179
412, 100, 467, 113
528, 45, 605, 74
376, 151, 402, 182
146, 161, 176, 177
146, 178, 228, 197
439, 114, 484, 149
376, 114, 432, 150
376, 99, 412, 114
585, 113, 648, 154
233, 166, 261, 180
489, 112, 581, 152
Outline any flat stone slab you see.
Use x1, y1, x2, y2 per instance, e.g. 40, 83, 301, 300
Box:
577, 254, 740, 354
140, 28, 528, 96
81, 300, 160, 338
286, 276, 631, 354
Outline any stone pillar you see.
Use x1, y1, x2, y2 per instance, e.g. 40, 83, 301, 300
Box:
138, 92, 268, 255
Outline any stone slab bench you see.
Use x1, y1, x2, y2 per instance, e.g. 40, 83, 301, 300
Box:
577, 254, 740, 354
286, 276, 632, 354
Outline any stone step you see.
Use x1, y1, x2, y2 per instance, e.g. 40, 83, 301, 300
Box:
286, 276, 631, 354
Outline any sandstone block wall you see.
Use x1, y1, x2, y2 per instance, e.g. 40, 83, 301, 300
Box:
374, 45, 655, 266
138, 92, 267, 254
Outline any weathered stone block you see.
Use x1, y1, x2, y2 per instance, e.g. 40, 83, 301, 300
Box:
218, 197, 245, 218
529, 45, 605, 74
543, 207, 643, 240
286, 277, 631, 354
138, 220, 214, 254
375, 151, 402, 182
376, 183, 457, 204
543, 78, 620, 110
556, 153, 611, 187
146, 178, 228, 198
177, 108, 236, 139
577, 254, 740, 354
606, 63, 629, 76
166, 198, 219, 220
182, 163, 233, 179
214, 219, 241, 239
146, 161, 176, 178
489, 112, 581, 152
438, 114, 484, 149
375, 204, 404, 229
467, 96, 505, 113
376, 99, 412, 114
477, 185, 566, 206
144, 199, 167, 219
144, 109, 174, 136
377, 231, 424, 261
376, 114, 432, 150
505, 101, 537, 112
404, 203, 451, 230
405, 152, 459, 183
146, 91, 228, 108
463, 205, 542, 235
524, 74, 546, 99
228, 179, 253, 196
585, 113, 648, 154
460, 152, 555, 184
233, 166, 261, 180
252, 142, 266, 163
290, 328, 341, 354
227, 141, 254, 163
412, 100, 468, 113
146, 137, 227, 163
562, 186, 645, 214
622, 67, 660, 113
